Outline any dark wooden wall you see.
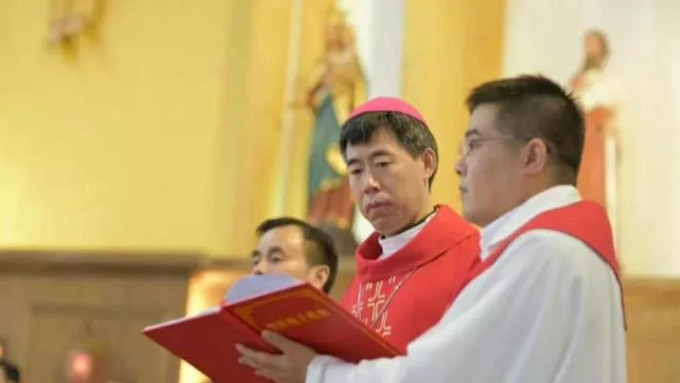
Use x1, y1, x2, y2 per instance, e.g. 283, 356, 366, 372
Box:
0, 250, 200, 383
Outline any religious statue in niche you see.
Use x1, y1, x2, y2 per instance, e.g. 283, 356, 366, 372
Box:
305, 10, 366, 256
48, 0, 106, 48
569, 29, 622, 221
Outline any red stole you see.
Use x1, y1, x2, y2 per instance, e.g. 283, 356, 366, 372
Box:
466, 201, 625, 327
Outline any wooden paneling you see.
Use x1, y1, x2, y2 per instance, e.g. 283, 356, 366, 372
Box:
624, 278, 680, 383
0, 250, 202, 383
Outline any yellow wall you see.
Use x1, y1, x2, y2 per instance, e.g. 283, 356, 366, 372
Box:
0, 0, 225, 251
0, 0, 504, 255
212, 0, 295, 256
402, 0, 505, 210
0, 0, 295, 258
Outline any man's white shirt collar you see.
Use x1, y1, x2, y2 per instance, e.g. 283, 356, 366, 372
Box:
480, 185, 582, 260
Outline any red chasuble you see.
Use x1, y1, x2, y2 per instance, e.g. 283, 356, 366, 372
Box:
340, 206, 480, 350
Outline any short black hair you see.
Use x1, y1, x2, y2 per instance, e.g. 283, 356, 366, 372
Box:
339, 112, 439, 187
466, 75, 585, 184
256, 217, 338, 293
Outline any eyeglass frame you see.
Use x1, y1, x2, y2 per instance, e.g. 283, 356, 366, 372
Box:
458, 134, 553, 159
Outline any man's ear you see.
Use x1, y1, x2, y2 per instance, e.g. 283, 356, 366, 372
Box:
522, 138, 550, 175
309, 265, 330, 292
421, 147, 437, 182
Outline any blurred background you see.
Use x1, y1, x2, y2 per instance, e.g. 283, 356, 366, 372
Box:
1, 0, 678, 382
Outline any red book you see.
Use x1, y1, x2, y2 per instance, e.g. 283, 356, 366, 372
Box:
142, 274, 403, 383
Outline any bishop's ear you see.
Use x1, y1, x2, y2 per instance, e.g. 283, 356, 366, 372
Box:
421, 147, 437, 182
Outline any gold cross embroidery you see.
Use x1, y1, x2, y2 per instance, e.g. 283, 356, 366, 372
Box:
375, 311, 392, 337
